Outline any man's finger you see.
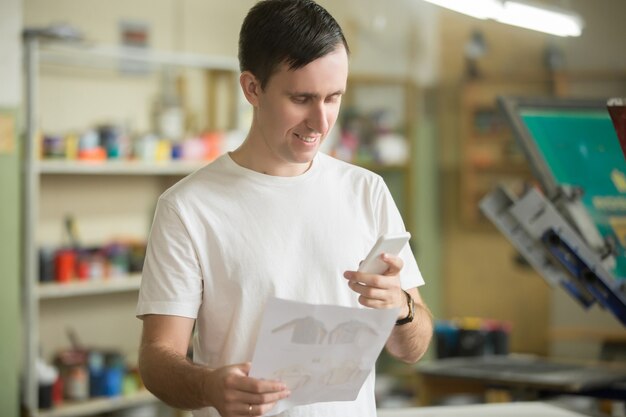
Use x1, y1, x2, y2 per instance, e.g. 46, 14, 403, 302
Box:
380, 253, 403, 275
237, 376, 289, 395
236, 388, 291, 406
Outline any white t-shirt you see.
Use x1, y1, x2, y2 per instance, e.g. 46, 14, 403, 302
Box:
137, 152, 424, 417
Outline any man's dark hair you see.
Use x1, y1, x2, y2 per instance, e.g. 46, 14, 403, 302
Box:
239, 0, 350, 89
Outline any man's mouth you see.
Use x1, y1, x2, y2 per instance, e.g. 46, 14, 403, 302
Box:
295, 133, 318, 143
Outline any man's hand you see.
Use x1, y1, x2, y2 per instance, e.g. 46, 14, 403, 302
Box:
343, 253, 408, 319
343, 255, 433, 364
139, 315, 290, 413
206, 362, 291, 417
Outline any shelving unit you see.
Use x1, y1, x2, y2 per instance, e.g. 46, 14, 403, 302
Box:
459, 77, 554, 227
22, 36, 240, 417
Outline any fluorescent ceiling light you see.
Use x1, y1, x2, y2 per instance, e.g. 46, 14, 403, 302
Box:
422, 0, 583, 37
498, 1, 583, 37
422, 0, 501, 20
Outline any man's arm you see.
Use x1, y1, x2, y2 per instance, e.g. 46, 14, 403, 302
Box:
138, 314, 290, 416
343, 254, 433, 364
138, 314, 210, 409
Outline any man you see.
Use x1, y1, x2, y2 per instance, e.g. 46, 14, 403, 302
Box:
137, 1, 433, 416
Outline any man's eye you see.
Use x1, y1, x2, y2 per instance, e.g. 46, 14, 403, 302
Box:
326, 95, 341, 104
292, 97, 308, 104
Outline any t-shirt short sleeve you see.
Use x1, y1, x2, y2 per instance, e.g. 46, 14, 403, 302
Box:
136, 197, 203, 319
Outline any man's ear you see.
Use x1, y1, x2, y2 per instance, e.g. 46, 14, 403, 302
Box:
240, 71, 261, 106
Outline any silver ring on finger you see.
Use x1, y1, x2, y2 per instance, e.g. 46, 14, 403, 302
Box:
248, 404, 253, 417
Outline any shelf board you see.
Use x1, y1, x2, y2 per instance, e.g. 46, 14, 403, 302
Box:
38, 274, 142, 299
38, 390, 158, 417
39, 43, 239, 72
37, 160, 409, 175
37, 160, 208, 176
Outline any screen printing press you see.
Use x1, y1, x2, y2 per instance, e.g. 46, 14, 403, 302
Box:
480, 96, 626, 327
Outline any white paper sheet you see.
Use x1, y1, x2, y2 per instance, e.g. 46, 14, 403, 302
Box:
250, 297, 399, 416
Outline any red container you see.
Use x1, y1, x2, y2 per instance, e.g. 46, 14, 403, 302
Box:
55, 249, 76, 283
52, 376, 64, 406
77, 257, 90, 281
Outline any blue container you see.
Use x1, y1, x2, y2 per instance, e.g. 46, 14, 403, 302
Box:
103, 367, 124, 396
434, 320, 459, 359
88, 351, 105, 397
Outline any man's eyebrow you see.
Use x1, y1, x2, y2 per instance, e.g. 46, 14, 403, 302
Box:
288, 89, 345, 98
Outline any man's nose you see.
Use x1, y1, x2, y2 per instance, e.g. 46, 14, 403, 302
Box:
306, 102, 329, 134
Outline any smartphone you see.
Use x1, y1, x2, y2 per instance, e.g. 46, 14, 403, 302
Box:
357, 232, 411, 275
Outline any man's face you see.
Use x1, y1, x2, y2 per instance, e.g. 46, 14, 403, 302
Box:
249, 45, 349, 175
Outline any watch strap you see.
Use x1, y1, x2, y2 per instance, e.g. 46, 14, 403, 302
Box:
395, 289, 415, 326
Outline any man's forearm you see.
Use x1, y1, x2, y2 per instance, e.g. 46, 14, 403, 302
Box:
139, 343, 213, 410
385, 301, 433, 363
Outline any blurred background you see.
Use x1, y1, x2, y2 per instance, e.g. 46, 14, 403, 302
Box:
1, 0, 626, 416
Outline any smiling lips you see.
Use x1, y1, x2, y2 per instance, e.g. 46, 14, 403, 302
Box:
295, 132, 319, 144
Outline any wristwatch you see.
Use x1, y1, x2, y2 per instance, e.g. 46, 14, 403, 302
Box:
395, 289, 415, 326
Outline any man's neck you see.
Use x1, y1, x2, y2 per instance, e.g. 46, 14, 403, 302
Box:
229, 141, 312, 177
